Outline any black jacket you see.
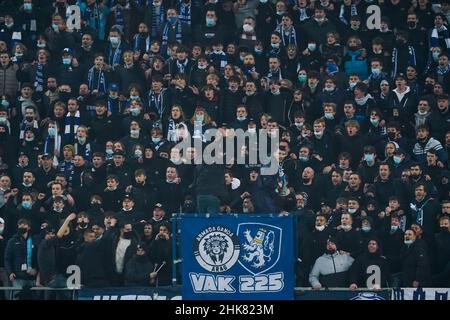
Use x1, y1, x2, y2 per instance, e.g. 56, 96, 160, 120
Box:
4, 233, 38, 280
335, 228, 363, 258
124, 255, 155, 287
348, 249, 390, 288
401, 240, 431, 287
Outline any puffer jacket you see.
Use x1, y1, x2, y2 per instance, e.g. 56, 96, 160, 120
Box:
0, 63, 19, 99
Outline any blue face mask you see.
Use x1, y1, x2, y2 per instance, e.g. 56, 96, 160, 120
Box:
106, 148, 114, 156
364, 153, 374, 162
1, 100, 9, 108
299, 156, 309, 162
362, 226, 371, 232
370, 118, 379, 126
130, 95, 139, 100
254, 48, 263, 55
195, 114, 204, 122
24, 3, 32, 10
134, 149, 143, 158
130, 108, 140, 116
327, 62, 338, 73
371, 68, 381, 76
152, 137, 161, 144
404, 239, 413, 245
48, 127, 56, 137
22, 200, 32, 209
393, 156, 402, 165
168, 17, 177, 24
109, 95, 118, 100
298, 74, 307, 82
237, 116, 246, 121
52, 23, 59, 30
130, 129, 139, 136
390, 225, 399, 232
271, 43, 280, 49
432, 52, 440, 61
110, 37, 120, 46
62, 58, 71, 65
206, 18, 216, 27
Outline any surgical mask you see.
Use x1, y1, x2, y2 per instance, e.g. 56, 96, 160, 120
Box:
362, 226, 371, 232
371, 68, 381, 76
237, 116, 246, 121
370, 118, 379, 126
404, 239, 413, 246
134, 149, 143, 157
393, 156, 402, 165
324, 86, 335, 92
294, 122, 304, 128
341, 224, 352, 231
245, 91, 254, 96
349, 81, 357, 89
276, 11, 284, 16
5, 21, 13, 28
432, 52, 440, 61
24, 3, 32, 10
364, 154, 374, 162
301, 133, 309, 138
298, 74, 307, 82
109, 94, 118, 100
0, 227, 4, 235
52, 23, 59, 31
308, 82, 317, 90
308, 43, 316, 51
348, 208, 357, 214
152, 137, 161, 144
206, 18, 216, 26
110, 37, 120, 46
1, 99, 9, 107
130, 129, 139, 136
324, 112, 334, 120
198, 64, 207, 70
0, 117, 7, 123
243, 24, 254, 32
63, 58, 71, 65
196, 114, 204, 122
299, 155, 309, 162
48, 127, 56, 137
25, 136, 34, 142
271, 43, 280, 49
77, 136, 86, 144
254, 48, 263, 54
167, 17, 177, 24
82, 43, 92, 50
248, 128, 256, 134
22, 201, 32, 209
130, 108, 140, 116
314, 130, 323, 138
418, 110, 428, 116
54, 207, 63, 213
37, 42, 46, 48
390, 225, 399, 232
106, 148, 114, 156
259, 0, 268, 3
271, 89, 280, 95
130, 95, 139, 100
315, 225, 325, 231
15, 52, 23, 58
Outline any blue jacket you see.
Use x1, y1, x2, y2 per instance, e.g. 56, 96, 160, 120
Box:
4, 233, 39, 280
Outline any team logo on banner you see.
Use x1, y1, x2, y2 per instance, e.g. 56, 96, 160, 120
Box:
237, 223, 282, 275
194, 226, 240, 273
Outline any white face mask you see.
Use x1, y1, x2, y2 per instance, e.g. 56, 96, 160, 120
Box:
315, 225, 325, 231
248, 127, 256, 134
243, 24, 254, 33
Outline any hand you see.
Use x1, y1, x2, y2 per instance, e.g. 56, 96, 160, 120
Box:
11, 188, 19, 196
413, 281, 419, 288
72, 58, 79, 67
349, 283, 358, 290
92, 89, 99, 95
150, 272, 157, 279
378, 211, 385, 219
125, 185, 132, 193
143, 113, 151, 120
67, 213, 77, 222
175, 177, 181, 184
424, 175, 431, 181
9, 273, 16, 282
133, 51, 141, 61
27, 268, 37, 276
385, 206, 392, 214
313, 283, 322, 290
241, 192, 251, 199
37, 193, 46, 200
189, 86, 199, 95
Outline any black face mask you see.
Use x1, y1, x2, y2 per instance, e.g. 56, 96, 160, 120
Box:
18, 227, 28, 235
122, 231, 133, 239
25, 116, 34, 122
440, 227, 449, 233
407, 21, 417, 29
78, 222, 88, 229
302, 177, 310, 184
387, 132, 396, 140
326, 249, 336, 255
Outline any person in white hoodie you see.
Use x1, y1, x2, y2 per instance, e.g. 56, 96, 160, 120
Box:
309, 237, 354, 289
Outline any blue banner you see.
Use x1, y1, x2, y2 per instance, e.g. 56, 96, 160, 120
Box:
181, 214, 295, 300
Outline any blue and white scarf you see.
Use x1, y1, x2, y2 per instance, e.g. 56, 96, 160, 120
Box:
64, 110, 80, 142
210, 51, 227, 72
437, 64, 450, 75
339, 3, 357, 25
83, 3, 100, 33
150, 2, 165, 37
35, 63, 45, 92
391, 46, 416, 77
298, 8, 310, 22
178, 2, 191, 26
108, 43, 123, 66
87, 66, 107, 95
115, 5, 125, 28
133, 33, 151, 52
148, 90, 165, 117
278, 25, 297, 47
19, 119, 38, 140
162, 22, 182, 57
431, 25, 450, 49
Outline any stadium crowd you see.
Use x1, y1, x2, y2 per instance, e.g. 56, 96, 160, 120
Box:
0, 0, 449, 298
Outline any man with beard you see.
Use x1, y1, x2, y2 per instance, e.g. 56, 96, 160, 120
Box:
409, 183, 441, 237
426, 94, 450, 144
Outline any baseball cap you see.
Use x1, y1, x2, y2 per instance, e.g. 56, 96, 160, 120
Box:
113, 150, 126, 157
62, 48, 73, 55
154, 203, 165, 211
108, 83, 119, 91
123, 194, 134, 201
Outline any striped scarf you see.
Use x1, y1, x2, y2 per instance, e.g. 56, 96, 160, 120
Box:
391, 46, 416, 77
339, 4, 357, 25
108, 43, 123, 66
210, 51, 227, 72
19, 120, 38, 140
241, 33, 257, 41
162, 22, 182, 57
83, 3, 100, 32
108, 97, 122, 115
178, 2, 191, 26
64, 110, 80, 142
298, 8, 310, 22
87, 66, 106, 95
133, 33, 151, 52
74, 141, 91, 160
115, 5, 125, 28
431, 25, 450, 49
44, 133, 61, 166
176, 59, 188, 74
151, 3, 165, 37
437, 64, 450, 75
279, 26, 297, 47
35, 63, 45, 92
148, 90, 165, 117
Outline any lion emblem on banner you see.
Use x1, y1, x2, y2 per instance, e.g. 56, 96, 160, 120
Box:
237, 223, 282, 275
